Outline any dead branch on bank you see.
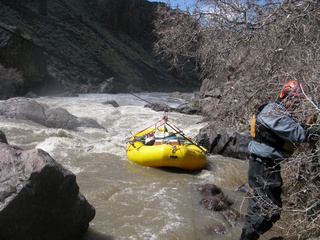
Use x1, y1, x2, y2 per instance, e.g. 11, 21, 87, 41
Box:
154, 0, 320, 124
277, 142, 320, 239
153, 1, 320, 239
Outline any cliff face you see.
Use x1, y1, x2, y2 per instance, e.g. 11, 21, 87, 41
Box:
0, 0, 200, 98
96, 0, 155, 37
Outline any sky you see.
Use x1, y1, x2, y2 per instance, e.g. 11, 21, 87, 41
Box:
148, 0, 195, 10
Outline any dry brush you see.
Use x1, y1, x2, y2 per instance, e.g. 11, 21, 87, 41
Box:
153, 1, 320, 238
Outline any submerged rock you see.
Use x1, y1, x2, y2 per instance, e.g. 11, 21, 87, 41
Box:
102, 100, 119, 107
199, 184, 234, 211
45, 107, 104, 130
198, 183, 244, 234
0, 143, 95, 240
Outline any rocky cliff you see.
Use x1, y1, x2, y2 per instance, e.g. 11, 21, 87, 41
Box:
0, 0, 201, 99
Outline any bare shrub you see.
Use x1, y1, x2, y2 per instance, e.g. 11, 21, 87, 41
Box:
276, 142, 320, 239
153, 0, 320, 125
153, 1, 320, 238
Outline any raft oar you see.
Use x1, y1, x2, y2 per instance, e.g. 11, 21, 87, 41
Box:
134, 118, 164, 135
130, 92, 153, 104
165, 121, 207, 153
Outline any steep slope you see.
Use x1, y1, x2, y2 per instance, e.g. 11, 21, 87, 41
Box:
0, 0, 200, 96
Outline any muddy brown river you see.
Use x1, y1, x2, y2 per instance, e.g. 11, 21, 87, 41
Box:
0, 93, 277, 239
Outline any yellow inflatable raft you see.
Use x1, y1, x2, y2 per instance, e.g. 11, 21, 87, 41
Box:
126, 117, 207, 170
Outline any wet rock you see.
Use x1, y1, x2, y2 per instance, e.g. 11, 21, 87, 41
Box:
175, 102, 201, 114
207, 222, 227, 235
198, 184, 244, 234
44, 107, 79, 129
45, 108, 104, 129
196, 123, 251, 160
0, 98, 104, 130
0, 130, 8, 144
0, 143, 95, 240
199, 184, 234, 211
0, 97, 47, 126
144, 102, 174, 112
102, 100, 119, 107
77, 117, 105, 129
220, 208, 242, 227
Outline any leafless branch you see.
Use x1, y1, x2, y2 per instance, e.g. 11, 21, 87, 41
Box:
153, 0, 320, 238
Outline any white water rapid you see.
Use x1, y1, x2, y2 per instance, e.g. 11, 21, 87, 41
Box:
0, 93, 253, 240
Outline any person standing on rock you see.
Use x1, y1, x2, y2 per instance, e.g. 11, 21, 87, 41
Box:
239, 80, 319, 240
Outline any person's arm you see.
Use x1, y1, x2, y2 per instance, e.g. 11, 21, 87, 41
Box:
259, 105, 306, 143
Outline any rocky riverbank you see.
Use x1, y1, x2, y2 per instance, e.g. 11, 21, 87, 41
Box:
0, 133, 95, 240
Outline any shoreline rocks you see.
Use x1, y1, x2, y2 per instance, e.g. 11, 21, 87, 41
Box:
196, 123, 251, 160
0, 142, 95, 240
0, 97, 105, 130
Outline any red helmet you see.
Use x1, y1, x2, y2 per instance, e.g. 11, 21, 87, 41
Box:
279, 80, 303, 99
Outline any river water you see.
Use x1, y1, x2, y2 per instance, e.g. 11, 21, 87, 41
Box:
0, 93, 252, 240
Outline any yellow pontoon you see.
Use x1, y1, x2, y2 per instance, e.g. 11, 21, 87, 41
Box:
126, 117, 207, 170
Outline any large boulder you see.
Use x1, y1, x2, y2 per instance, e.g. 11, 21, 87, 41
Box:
0, 97, 47, 126
0, 143, 95, 240
196, 123, 251, 160
44, 107, 79, 129
0, 98, 104, 130
44, 107, 104, 130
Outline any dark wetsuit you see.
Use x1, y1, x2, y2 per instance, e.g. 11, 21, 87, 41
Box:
240, 102, 306, 240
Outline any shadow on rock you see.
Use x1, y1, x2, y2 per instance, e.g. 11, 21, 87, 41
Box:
0, 142, 95, 240
82, 228, 114, 240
